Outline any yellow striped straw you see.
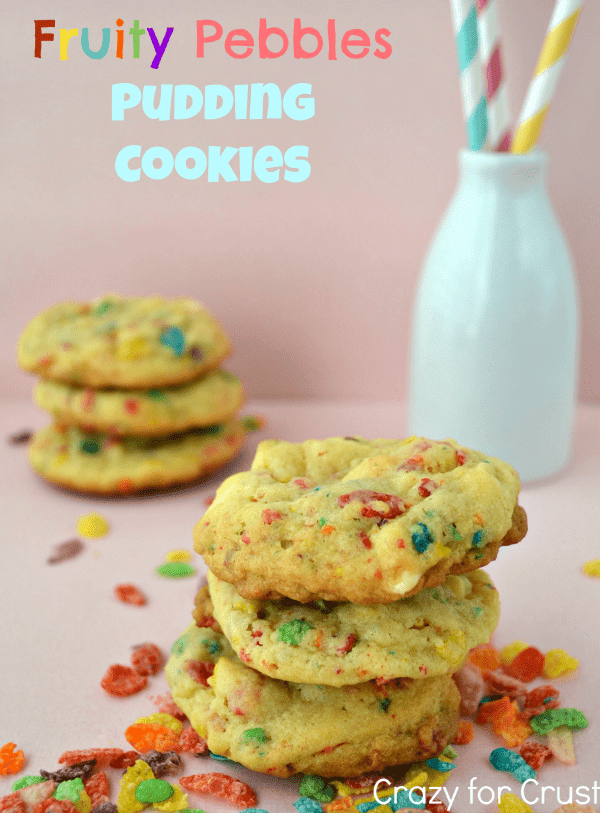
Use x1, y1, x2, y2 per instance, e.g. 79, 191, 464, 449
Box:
512, 0, 583, 153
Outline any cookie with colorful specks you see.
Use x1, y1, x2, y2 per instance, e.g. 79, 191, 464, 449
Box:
194, 436, 526, 604
18, 295, 230, 388
207, 568, 500, 686
165, 622, 460, 778
34, 369, 244, 437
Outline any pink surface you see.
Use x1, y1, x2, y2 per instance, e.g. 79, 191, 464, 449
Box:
3, 1, 600, 402
1, 397, 599, 809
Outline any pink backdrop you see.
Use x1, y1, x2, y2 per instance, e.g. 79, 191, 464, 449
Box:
3, 0, 600, 400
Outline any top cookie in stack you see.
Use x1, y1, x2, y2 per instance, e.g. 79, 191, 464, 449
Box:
18, 295, 249, 494
164, 435, 526, 778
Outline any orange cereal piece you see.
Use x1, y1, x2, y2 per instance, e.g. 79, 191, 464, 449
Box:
468, 644, 500, 672
0, 794, 27, 813
452, 720, 474, 745
503, 646, 545, 682
114, 584, 147, 606
325, 799, 355, 812
476, 697, 531, 747
178, 728, 208, 756
124, 724, 181, 753
0, 742, 25, 775
476, 697, 513, 725
131, 644, 163, 677
101, 664, 147, 697
83, 772, 110, 808
179, 773, 257, 809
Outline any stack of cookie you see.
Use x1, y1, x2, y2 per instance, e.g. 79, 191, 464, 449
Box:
166, 436, 527, 778
17, 295, 249, 495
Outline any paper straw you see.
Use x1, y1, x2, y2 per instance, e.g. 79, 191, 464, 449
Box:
512, 0, 583, 154
449, 0, 488, 150
476, 0, 511, 151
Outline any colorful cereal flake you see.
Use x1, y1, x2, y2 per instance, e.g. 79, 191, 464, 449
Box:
114, 585, 146, 606
131, 644, 163, 677
76, 513, 109, 539
179, 774, 257, 809
0, 743, 26, 775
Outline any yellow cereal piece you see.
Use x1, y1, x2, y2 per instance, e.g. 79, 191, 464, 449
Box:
376, 806, 392, 813
583, 559, 600, 578
74, 789, 91, 813
154, 786, 188, 812
499, 640, 528, 666
76, 512, 110, 539
52, 453, 69, 467
116, 337, 149, 361
498, 792, 536, 813
404, 759, 452, 790
165, 549, 192, 563
435, 541, 452, 558
404, 771, 429, 790
134, 713, 183, 733
543, 648, 579, 678
117, 760, 154, 813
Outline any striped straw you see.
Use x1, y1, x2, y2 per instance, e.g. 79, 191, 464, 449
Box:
512, 0, 583, 154
449, 0, 488, 150
476, 0, 511, 151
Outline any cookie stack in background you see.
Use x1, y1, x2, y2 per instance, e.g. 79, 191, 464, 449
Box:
17, 295, 251, 495
166, 436, 528, 778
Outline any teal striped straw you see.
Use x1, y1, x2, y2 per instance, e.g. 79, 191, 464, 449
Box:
450, 0, 488, 150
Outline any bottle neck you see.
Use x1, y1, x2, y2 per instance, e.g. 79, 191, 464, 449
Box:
458, 149, 549, 193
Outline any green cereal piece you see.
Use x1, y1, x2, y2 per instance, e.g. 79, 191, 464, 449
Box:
277, 619, 313, 646
201, 637, 222, 655
146, 389, 166, 400
530, 707, 589, 735
318, 518, 327, 527
94, 300, 112, 315
299, 775, 335, 803
442, 745, 458, 759
378, 698, 391, 713
171, 635, 187, 655
472, 606, 483, 617
242, 415, 262, 432
12, 776, 45, 791
55, 778, 85, 803
80, 438, 100, 454
241, 727, 268, 744
448, 524, 463, 541
156, 562, 197, 579
135, 779, 174, 804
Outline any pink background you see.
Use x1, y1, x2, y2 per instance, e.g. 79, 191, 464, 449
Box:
3, 0, 600, 401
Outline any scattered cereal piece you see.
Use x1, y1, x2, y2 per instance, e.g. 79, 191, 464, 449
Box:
100, 665, 147, 697
519, 741, 553, 770
90, 804, 117, 813
155, 563, 196, 579
76, 514, 109, 539
177, 729, 208, 756
468, 644, 500, 672
0, 793, 27, 813
131, 644, 163, 677
277, 619, 313, 646
547, 725, 576, 764
165, 550, 192, 563
152, 786, 187, 812
32, 800, 77, 813
582, 559, 600, 578
499, 641, 529, 666
54, 779, 91, 813
134, 714, 182, 734
0, 743, 26, 775
485, 670, 528, 700
543, 649, 579, 679
117, 760, 155, 813
497, 792, 536, 813
294, 801, 323, 813
125, 724, 181, 754
12, 778, 45, 791
41, 763, 96, 783
17, 781, 56, 810
179, 774, 257, 809
425, 759, 455, 772
452, 720, 474, 745
58, 751, 122, 768
134, 780, 173, 805
8, 430, 33, 445
109, 754, 139, 771
489, 747, 536, 782
83, 773, 110, 808
140, 752, 182, 778
453, 663, 485, 715
114, 585, 146, 606
299, 776, 335, 803
529, 708, 588, 736
152, 694, 187, 722
503, 647, 545, 682
47, 539, 84, 565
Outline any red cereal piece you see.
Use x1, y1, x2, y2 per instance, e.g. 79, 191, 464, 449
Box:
418, 478, 439, 498
0, 794, 26, 813
179, 773, 257, 809
325, 799, 354, 812
336, 635, 357, 656
184, 660, 215, 686
0, 743, 25, 775
452, 720, 474, 745
83, 772, 110, 807
178, 728, 208, 756
124, 724, 181, 754
426, 796, 450, 813
131, 643, 163, 676
261, 509, 282, 525
32, 801, 77, 813
109, 751, 140, 769
195, 615, 220, 631
476, 696, 513, 725
484, 669, 528, 700
345, 773, 391, 790
153, 693, 188, 722
114, 584, 146, 606
58, 749, 122, 767
519, 740, 553, 770
503, 646, 545, 682
468, 644, 501, 672
337, 490, 406, 520
100, 664, 147, 697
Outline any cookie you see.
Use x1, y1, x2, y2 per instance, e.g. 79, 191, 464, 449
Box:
207, 568, 500, 686
28, 420, 245, 495
195, 436, 526, 604
165, 622, 460, 778
18, 295, 230, 388
33, 370, 244, 436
